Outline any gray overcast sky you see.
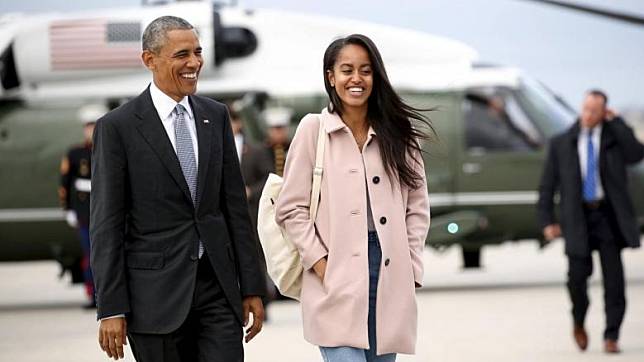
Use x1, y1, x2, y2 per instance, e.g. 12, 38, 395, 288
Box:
2, 0, 644, 109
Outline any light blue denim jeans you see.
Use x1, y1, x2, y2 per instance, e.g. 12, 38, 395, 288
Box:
320, 346, 396, 362
319, 232, 397, 362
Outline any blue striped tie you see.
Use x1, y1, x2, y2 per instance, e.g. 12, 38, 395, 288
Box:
582, 129, 597, 201
174, 104, 203, 258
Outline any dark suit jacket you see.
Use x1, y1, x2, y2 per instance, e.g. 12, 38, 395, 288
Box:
538, 117, 644, 257
90, 88, 265, 334
239, 141, 272, 227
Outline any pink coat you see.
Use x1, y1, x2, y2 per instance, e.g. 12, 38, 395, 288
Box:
275, 108, 430, 355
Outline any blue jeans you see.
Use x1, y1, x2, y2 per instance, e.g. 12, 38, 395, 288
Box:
319, 232, 396, 362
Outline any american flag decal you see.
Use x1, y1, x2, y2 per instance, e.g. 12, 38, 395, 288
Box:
49, 19, 142, 71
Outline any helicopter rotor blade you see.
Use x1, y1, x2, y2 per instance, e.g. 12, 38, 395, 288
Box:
519, 0, 644, 26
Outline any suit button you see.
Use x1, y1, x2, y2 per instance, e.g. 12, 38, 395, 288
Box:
384, 258, 390, 266
380, 217, 387, 225
372, 176, 380, 184
190, 255, 198, 261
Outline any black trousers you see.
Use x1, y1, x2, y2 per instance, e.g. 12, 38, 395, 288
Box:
567, 203, 626, 341
128, 255, 243, 362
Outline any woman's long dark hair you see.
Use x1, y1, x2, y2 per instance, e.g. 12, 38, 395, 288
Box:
323, 34, 434, 189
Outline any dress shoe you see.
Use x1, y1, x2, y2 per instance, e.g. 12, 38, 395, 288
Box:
573, 326, 588, 351
604, 339, 621, 354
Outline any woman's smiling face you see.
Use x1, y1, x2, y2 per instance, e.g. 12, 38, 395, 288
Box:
327, 44, 373, 112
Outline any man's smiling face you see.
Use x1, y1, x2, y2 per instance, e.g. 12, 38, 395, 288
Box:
143, 29, 203, 102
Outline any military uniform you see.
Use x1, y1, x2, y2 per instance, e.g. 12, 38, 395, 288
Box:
59, 142, 94, 304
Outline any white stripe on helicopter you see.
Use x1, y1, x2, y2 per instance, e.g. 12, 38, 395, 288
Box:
0, 191, 540, 222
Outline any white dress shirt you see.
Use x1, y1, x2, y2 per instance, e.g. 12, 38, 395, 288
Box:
149, 81, 199, 165
578, 124, 604, 200
234, 133, 244, 163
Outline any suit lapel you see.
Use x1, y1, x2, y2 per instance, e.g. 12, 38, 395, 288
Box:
567, 123, 583, 192
599, 122, 616, 183
190, 96, 212, 210
134, 88, 194, 207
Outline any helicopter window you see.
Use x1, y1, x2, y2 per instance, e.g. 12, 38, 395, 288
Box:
463, 91, 538, 153
503, 95, 543, 146
514, 77, 576, 139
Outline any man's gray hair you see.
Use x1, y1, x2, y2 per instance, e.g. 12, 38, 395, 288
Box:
142, 16, 195, 53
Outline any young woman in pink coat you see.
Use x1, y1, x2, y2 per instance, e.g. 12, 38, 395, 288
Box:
275, 34, 431, 362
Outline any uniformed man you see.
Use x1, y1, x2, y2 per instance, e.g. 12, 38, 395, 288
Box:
261, 107, 292, 178
59, 103, 107, 308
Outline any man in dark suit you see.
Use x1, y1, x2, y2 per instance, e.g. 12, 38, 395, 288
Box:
538, 90, 644, 354
230, 108, 278, 308
234, 107, 291, 227
229, 108, 268, 229
90, 16, 265, 361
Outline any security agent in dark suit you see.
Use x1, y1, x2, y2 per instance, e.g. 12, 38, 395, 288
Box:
538, 90, 644, 354
234, 107, 292, 307
90, 16, 265, 361
236, 107, 292, 227
230, 108, 268, 229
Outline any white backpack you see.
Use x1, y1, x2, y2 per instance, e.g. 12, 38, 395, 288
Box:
256, 117, 325, 300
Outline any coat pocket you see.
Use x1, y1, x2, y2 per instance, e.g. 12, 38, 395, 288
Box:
126, 251, 164, 270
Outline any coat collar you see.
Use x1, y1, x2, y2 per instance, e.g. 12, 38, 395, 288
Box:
567, 118, 616, 149
319, 107, 376, 137
566, 121, 581, 142
148, 81, 194, 122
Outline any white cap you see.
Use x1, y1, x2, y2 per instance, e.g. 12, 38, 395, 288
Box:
262, 107, 292, 127
78, 104, 108, 125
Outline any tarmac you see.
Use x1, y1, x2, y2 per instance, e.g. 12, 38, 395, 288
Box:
1, 238, 644, 362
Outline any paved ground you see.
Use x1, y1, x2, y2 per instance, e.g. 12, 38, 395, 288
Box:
1, 238, 644, 362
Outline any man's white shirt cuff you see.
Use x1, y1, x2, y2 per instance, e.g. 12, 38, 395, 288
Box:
100, 314, 125, 321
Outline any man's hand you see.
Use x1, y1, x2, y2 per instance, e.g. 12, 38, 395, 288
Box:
543, 224, 562, 241
98, 317, 127, 360
605, 108, 619, 121
242, 296, 264, 343
65, 210, 78, 228
312, 257, 327, 282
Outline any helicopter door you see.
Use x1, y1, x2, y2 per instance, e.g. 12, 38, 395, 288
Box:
455, 87, 545, 240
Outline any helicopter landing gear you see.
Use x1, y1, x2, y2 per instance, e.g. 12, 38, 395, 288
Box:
461, 245, 482, 269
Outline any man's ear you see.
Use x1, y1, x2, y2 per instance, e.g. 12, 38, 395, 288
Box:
142, 50, 155, 71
